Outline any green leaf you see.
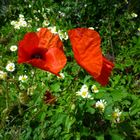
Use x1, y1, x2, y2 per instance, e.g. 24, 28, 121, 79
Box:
65, 116, 76, 133
75, 132, 81, 140
95, 134, 104, 140
53, 113, 66, 127
111, 134, 124, 140
80, 126, 90, 136
86, 107, 95, 114
50, 82, 60, 92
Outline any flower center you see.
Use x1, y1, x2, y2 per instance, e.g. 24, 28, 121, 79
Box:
82, 91, 87, 97
31, 53, 43, 59
9, 66, 14, 70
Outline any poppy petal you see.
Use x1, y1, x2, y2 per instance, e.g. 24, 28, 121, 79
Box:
27, 47, 67, 75
68, 28, 114, 86
37, 28, 63, 50
43, 47, 67, 75
95, 56, 114, 86
18, 28, 67, 75
68, 28, 102, 78
18, 32, 39, 63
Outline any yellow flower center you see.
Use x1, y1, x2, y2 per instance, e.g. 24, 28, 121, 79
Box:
9, 66, 13, 71
82, 91, 87, 97
98, 104, 104, 111
112, 112, 118, 118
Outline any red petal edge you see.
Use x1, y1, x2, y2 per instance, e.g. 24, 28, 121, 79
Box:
95, 56, 114, 86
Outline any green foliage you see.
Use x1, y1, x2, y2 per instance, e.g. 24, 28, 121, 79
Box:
0, 0, 140, 139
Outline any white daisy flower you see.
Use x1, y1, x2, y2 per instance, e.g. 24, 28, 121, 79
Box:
131, 13, 138, 18
19, 75, 28, 82
10, 45, 17, 52
58, 30, 68, 40
63, 32, 69, 40
29, 4, 32, 8
36, 28, 41, 31
57, 72, 65, 79
91, 85, 99, 93
11, 21, 16, 26
88, 27, 94, 30
48, 26, 58, 34
13, 22, 21, 29
95, 99, 107, 112
19, 14, 24, 18
112, 108, 122, 123
81, 84, 88, 91
42, 20, 50, 26
58, 11, 65, 17
76, 85, 92, 99
19, 20, 27, 27
0, 71, 7, 80
6, 62, 15, 72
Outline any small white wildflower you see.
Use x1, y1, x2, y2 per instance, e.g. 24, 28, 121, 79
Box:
36, 28, 41, 31
47, 72, 52, 78
58, 11, 65, 17
76, 85, 92, 99
57, 72, 65, 79
10, 45, 17, 52
19, 20, 27, 27
14, 22, 21, 29
42, 20, 50, 26
6, 63, 15, 72
112, 108, 122, 123
35, 17, 39, 21
11, 14, 28, 29
58, 30, 64, 40
10, 21, 16, 26
91, 85, 99, 93
19, 75, 28, 82
131, 13, 138, 18
58, 30, 68, 40
88, 27, 94, 30
84, 4, 87, 7
29, 4, 31, 8
48, 26, 58, 34
95, 99, 107, 112
81, 84, 88, 91
19, 14, 24, 18
63, 32, 68, 40
0, 71, 7, 80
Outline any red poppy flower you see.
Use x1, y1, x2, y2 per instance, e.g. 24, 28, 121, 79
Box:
68, 28, 114, 86
18, 28, 67, 75
44, 91, 56, 104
